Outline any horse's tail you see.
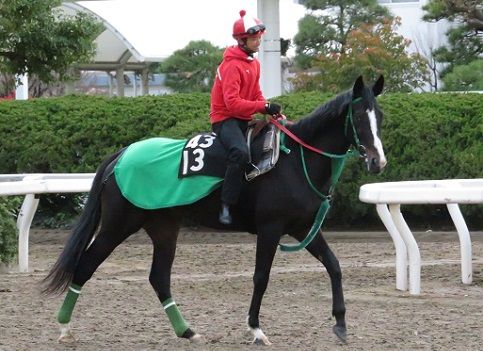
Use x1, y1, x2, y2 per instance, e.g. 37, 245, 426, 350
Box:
41, 149, 123, 295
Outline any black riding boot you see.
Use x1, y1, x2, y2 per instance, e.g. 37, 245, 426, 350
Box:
212, 118, 249, 225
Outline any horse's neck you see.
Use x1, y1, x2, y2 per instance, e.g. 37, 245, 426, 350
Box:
284, 112, 350, 196
289, 109, 349, 155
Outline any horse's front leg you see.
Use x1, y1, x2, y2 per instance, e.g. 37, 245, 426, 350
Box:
144, 216, 203, 343
247, 222, 282, 345
302, 229, 347, 342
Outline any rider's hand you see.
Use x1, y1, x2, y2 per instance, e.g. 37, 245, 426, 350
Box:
265, 102, 282, 116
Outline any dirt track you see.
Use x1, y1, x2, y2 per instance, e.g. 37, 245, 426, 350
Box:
0, 229, 482, 351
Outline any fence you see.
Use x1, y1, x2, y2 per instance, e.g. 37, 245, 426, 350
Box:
359, 178, 483, 295
0, 174, 95, 272
2, 173, 482, 292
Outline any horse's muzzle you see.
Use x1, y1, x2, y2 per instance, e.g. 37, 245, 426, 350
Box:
365, 149, 387, 174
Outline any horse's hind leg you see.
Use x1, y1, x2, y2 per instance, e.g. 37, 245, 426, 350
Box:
57, 222, 144, 342
57, 183, 146, 342
304, 230, 347, 342
144, 213, 203, 343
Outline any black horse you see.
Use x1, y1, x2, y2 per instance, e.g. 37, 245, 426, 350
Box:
42, 76, 386, 345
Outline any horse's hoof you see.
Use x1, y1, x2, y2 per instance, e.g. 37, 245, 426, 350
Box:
58, 330, 76, 343
189, 333, 205, 343
332, 325, 347, 343
58, 323, 76, 344
252, 336, 272, 346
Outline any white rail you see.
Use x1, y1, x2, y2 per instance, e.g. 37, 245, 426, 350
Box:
0, 174, 95, 272
359, 179, 483, 295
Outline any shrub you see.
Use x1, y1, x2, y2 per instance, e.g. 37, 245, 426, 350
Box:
0, 197, 21, 265
0, 93, 212, 174
0, 91, 480, 231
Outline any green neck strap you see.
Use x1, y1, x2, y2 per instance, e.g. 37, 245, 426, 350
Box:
280, 199, 330, 252
299, 146, 348, 199
279, 98, 361, 252
279, 148, 349, 252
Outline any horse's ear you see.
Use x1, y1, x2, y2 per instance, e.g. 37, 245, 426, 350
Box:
372, 75, 384, 97
353, 76, 364, 98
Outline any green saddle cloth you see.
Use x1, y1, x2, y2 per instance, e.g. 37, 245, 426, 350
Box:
114, 137, 223, 209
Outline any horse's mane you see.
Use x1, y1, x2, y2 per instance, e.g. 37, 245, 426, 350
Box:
289, 90, 353, 141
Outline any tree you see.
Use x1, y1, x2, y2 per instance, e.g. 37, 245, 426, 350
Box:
280, 38, 291, 57
159, 40, 223, 93
423, 0, 482, 76
0, 0, 101, 94
423, 0, 483, 31
442, 59, 483, 91
294, 0, 391, 68
291, 18, 429, 93
412, 33, 441, 91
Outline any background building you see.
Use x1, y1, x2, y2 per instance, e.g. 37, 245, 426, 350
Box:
379, 0, 449, 55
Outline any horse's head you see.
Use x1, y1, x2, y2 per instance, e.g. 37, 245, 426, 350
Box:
346, 75, 387, 174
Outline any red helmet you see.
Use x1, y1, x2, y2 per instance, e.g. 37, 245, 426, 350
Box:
232, 10, 266, 39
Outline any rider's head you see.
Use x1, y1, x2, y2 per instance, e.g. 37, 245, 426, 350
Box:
232, 10, 266, 55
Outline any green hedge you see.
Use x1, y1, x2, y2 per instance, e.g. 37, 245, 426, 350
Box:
0, 92, 481, 231
0, 94, 212, 173
0, 197, 21, 265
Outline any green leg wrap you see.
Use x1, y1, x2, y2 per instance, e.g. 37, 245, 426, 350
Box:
57, 283, 82, 324
162, 297, 190, 337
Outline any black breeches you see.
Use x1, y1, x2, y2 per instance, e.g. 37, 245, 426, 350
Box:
212, 118, 249, 205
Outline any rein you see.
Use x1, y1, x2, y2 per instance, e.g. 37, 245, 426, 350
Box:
269, 98, 362, 252
269, 97, 363, 158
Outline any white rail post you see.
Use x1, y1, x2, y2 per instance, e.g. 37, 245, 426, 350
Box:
15, 74, 29, 100
389, 204, 421, 295
17, 194, 40, 272
257, 0, 282, 98
360, 179, 482, 294
376, 204, 408, 291
446, 203, 473, 284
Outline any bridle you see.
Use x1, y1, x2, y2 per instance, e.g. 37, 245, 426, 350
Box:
343, 97, 367, 157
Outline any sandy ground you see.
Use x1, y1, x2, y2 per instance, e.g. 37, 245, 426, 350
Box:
0, 228, 482, 351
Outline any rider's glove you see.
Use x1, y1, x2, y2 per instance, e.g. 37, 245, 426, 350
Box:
265, 102, 282, 116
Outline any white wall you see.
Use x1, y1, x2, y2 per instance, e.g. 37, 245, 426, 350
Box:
380, 0, 450, 55
380, 0, 451, 91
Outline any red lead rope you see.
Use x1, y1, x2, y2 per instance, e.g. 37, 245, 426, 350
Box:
269, 115, 325, 155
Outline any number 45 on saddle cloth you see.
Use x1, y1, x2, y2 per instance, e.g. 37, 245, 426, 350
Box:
114, 125, 280, 210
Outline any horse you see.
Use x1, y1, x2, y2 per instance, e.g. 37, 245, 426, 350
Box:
41, 75, 386, 345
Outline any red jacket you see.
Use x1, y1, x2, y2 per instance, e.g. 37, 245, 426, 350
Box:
210, 46, 267, 124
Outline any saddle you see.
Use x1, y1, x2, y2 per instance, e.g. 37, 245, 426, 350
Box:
245, 120, 281, 181
179, 121, 281, 181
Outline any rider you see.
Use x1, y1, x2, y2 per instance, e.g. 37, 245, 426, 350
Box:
210, 10, 282, 225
